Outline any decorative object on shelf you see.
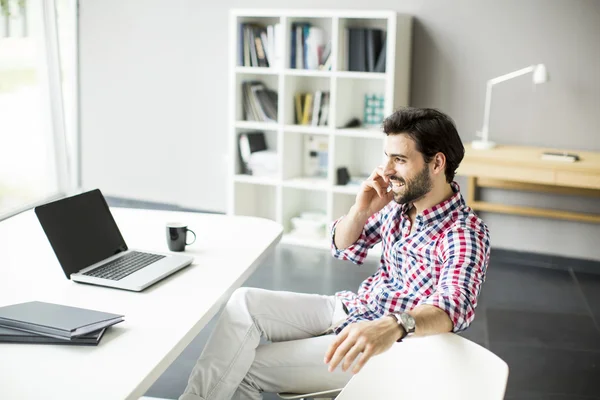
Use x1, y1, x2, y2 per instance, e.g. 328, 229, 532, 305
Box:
364, 94, 385, 126
336, 167, 350, 185
303, 135, 329, 178
474, 63, 549, 150
290, 211, 328, 238
339, 117, 361, 129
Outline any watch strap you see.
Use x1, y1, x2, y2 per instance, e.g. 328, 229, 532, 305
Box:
389, 313, 408, 342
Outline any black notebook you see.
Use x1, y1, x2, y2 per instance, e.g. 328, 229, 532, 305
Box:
0, 301, 124, 340
0, 326, 106, 345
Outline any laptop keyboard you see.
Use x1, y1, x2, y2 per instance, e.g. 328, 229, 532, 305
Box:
84, 251, 166, 281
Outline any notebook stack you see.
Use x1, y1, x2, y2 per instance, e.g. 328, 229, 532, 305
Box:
0, 301, 124, 346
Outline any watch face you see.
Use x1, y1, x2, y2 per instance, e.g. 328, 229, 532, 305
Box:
401, 313, 416, 330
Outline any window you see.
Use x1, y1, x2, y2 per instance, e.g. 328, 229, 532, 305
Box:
0, 0, 77, 219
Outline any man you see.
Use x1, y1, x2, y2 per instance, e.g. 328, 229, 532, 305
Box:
180, 107, 490, 400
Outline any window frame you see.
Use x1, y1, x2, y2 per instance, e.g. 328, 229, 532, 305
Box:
0, 0, 79, 221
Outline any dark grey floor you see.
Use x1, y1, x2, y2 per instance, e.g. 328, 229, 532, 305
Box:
105, 197, 600, 400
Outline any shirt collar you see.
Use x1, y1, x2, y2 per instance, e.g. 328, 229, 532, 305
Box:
400, 182, 465, 225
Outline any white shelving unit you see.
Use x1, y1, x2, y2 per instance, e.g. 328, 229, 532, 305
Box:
228, 9, 413, 250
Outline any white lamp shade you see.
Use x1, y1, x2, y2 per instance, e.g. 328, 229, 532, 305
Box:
533, 64, 549, 84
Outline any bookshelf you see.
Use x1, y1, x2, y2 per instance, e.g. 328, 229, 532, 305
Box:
229, 9, 413, 250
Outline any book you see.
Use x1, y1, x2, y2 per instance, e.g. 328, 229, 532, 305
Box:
0, 301, 124, 341
0, 326, 106, 346
374, 38, 387, 73
301, 93, 313, 125
348, 28, 366, 72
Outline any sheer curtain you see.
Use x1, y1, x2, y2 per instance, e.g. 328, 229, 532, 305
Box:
0, 0, 77, 219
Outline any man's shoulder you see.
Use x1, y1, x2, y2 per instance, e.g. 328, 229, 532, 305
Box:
445, 203, 490, 239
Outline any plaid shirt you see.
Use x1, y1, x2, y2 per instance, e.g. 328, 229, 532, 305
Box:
331, 182, 490, 333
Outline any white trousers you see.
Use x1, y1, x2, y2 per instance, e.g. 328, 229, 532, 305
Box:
179, 288, 353, 400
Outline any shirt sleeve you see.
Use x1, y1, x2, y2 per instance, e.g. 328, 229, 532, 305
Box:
420, 222, 491, 332
330, 207, 386, 265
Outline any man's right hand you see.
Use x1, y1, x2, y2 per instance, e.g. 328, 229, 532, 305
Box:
354, 166, 395, 217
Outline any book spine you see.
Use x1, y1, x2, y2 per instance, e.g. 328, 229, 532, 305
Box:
0, 320, 70, 340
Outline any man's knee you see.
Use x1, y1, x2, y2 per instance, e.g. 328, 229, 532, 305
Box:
226, 287, 265, 313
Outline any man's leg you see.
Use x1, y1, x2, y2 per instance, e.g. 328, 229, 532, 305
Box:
233, 335, 353, 400
179, 288, 341, 400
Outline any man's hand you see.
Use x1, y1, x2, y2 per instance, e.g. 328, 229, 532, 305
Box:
324, 316, 403, 374
355, 166, 395, 216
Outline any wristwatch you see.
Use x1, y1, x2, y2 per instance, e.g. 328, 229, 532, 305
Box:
389, 312, 416, 341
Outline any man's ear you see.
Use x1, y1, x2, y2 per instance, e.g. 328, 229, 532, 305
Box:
432, 152, 446, 176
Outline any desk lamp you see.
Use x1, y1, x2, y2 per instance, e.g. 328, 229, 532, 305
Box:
473, 63, 549, 150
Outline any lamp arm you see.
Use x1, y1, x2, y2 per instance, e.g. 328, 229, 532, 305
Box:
488, 65, 536, 86
479, 64, 536, 139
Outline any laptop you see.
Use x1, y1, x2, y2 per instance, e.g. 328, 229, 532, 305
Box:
34, 189, 194, 292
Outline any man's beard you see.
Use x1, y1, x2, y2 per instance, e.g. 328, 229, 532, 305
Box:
390, 164, 433, 205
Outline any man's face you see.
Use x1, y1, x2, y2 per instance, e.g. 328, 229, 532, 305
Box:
384, 134, 433, 205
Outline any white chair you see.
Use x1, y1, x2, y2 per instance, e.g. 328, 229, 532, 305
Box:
335, 333, 508, 400
277, 388, 342, 400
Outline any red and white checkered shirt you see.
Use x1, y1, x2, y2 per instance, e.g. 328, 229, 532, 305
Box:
331, 182, 490, 333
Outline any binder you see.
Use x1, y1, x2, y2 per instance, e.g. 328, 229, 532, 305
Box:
0, 301, 124, 340
0, 326, 106, 345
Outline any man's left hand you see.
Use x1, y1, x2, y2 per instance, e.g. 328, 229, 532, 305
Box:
324, 316, 403, 374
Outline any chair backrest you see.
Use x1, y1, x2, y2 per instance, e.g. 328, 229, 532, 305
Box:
336, 333, 508, 400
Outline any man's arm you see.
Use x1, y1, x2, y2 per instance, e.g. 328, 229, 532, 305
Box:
323, 304, 452, 375
406, 304, 453, 336
333, 205, 370, 250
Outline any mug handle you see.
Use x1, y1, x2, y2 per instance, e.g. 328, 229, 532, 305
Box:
186, 229, 196, 245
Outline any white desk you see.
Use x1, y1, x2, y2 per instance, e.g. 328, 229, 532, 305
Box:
0, 207, 283, 400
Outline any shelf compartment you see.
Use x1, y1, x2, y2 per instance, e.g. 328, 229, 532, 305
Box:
337, 17, 388, 73
335, 78, 386, 130
284, 75, 331, 126
281, 187, 328, 238
333, 136, 383, 186
282, 132, 331, 181
234, 128, 278, 175
236, 75, 280, 122
285, 17, 333, 71
236, 16, 282, 69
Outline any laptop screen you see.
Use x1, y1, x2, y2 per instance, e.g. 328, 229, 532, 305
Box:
35, 189, 128, 278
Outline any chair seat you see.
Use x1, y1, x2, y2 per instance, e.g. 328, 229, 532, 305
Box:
278, 388, 343, 399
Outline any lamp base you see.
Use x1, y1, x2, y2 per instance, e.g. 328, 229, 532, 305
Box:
471, 139, 497, 150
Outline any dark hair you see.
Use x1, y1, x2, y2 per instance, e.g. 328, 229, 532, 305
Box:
382, 107, 464, 183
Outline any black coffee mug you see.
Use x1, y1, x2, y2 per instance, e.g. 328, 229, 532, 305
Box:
166, 223, 196, 252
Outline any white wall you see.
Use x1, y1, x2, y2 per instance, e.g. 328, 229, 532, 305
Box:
80, 0, 600, 260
